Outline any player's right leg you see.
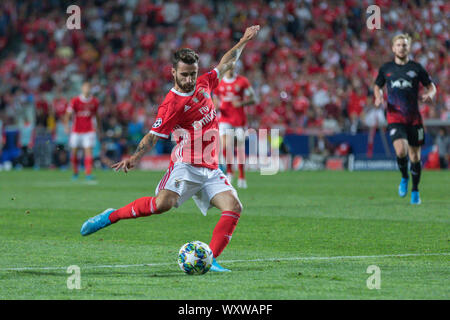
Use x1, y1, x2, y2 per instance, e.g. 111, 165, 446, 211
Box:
70, 147, 79, 180
80, 189, 178, 236
393, 139, 409, 197
389, 124, 409, 197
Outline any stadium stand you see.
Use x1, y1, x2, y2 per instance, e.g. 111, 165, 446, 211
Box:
0, 0, 448, 169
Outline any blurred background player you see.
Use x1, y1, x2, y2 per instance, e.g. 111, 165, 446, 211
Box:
64, 81, 101, 181
374, 34, 436, 204
80, 25, 261, 272
214, 63, 256, 188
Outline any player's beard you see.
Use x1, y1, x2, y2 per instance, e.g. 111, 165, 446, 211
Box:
175, 75, 195, 92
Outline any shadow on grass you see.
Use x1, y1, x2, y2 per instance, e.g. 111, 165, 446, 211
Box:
7, 269, 186, 278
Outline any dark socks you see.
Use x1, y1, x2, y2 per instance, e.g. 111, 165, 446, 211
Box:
397, 156, 409, 179
410, 161, 422, 192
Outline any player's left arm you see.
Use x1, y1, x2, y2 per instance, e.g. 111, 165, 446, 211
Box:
215, 25, 260, 80
111, 132, 159, 173
418, 64, 436, 103
421, 82, 436, 103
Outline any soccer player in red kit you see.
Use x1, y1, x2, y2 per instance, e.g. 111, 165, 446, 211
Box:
374, 34, 436, 204
80, 26, 260, 272
214, 64, 256, 188
65, 82, 101, 181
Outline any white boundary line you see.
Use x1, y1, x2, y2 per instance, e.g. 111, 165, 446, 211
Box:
1, 252, 448, 272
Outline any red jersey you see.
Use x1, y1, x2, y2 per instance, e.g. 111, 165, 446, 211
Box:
150, 69, 220, 170
68, 95, 99, 133
214, 75, 251, 127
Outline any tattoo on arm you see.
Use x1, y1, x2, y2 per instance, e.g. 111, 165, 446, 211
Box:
133, 134, 157, 160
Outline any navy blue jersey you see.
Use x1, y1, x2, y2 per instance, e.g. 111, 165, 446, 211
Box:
375, 60, 432, 125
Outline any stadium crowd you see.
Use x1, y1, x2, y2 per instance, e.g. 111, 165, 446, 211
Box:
0, 0, 448, 169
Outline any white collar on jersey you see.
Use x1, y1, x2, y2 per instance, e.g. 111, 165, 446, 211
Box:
170, 87, 196, 97
79, 94, 92, 102
222, 75, 237, 83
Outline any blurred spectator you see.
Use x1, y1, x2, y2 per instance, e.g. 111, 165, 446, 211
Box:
0, 0, 447, 168
436, 127, 449, 169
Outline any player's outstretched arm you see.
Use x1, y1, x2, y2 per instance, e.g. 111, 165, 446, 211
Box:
216, 25, 260, 79
112, 132, 159, 173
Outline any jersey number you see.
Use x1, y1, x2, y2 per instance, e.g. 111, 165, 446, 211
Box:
417, 128, 424, 141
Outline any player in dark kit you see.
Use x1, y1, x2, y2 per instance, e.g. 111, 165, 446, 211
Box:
374, 34, 436, 204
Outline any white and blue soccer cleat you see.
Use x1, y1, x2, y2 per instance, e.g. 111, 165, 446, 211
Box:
210, 257, 231, 272
85, 174, 96, 181
398, 177, 408, 197
80, 208, 115, 236
410, 191, 421, 205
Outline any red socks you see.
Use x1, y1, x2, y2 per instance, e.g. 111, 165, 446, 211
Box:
71, 153, 93, 176
85, 155, 93, 176
209, 211, 240, 258
109, 197, 159, 223
238, 164, 245, 179
71, 153, 78, 175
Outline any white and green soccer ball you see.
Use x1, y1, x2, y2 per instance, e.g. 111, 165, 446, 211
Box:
178, 241, 213, 275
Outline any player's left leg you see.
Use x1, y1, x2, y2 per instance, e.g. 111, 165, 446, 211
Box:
84, 147, 94, 180
208, 190, 242, 272
69, 133, 80, 180
83, 132, 96, 180
409, 146, 422, 204
393, 138, 409, 197
408, 125, 425, 204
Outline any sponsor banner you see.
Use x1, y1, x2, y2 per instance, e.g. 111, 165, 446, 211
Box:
350, 158, 397, 171
292, 155, 324, 171
326, 157, 345, 170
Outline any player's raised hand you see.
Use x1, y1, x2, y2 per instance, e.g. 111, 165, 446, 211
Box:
111, 157, 136, 173
241, 25, 260, 42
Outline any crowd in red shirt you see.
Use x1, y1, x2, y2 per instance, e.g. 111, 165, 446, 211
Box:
0, 0, 448, 151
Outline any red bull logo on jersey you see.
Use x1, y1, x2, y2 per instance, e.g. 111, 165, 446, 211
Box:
390, 78, 412, 89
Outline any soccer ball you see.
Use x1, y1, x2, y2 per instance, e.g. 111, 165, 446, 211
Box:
178, 241, 213, 275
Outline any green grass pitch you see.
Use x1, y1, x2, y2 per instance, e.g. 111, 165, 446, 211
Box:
0, 169, 448, 299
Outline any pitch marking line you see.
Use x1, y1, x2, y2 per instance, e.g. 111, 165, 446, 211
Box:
1, 252, 448, 272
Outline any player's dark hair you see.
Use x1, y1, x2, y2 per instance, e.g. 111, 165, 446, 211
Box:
172, 48, 199, 69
